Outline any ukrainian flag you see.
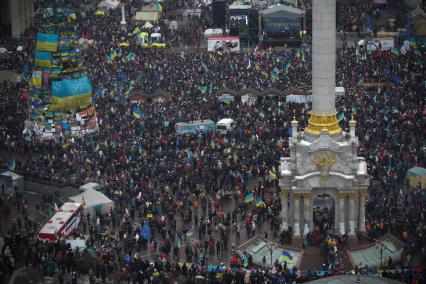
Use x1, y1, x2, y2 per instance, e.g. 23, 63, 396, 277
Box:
36, 33, 59, 52
132, 107, 145, 119
245, 194, 255, 204
255, 198, 265, 208
35, 51, 52, 68
49, 76, 92, 112
198, 85, 208, 94
6, 157, 16, 171
156, 2, 163, 12
32, 71, 42, 88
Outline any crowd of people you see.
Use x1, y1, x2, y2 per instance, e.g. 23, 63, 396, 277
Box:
0, 1, 425, 283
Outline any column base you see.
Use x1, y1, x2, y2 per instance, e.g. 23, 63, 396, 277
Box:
291, 235, 304, 249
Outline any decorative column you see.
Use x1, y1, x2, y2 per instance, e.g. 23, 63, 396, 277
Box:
281, 189, 289, 230
348, 193, 356, 235
305, 0, 341, 136
359, 188, 367, 232
338, 193, 346, 235
293, 193, 301, 236
303, 193, 311, 235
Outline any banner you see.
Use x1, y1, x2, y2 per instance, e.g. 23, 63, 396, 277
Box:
52, 76, 92, 98
49, 76, 93, 111
366, 37, 394, 52
36, 33, 59, 52
207, 36, 240, 52
35, 51, 52, 68
32, 71, 42, 88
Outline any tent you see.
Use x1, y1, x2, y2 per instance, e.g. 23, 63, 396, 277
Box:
143, 21, 154, 29
70, 188, 114, 214
79, 182, 101, 191
204, 28, 223, 37
135, 3, 161, 22
98, 0, 120, 10
335, 86, 345, 96
0, 171, 24, 194
406, 167, 426, 189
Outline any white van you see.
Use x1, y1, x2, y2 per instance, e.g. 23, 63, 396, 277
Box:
216, 118, 235, 134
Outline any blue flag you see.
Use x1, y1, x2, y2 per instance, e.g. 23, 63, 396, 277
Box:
140, 222, 151, 240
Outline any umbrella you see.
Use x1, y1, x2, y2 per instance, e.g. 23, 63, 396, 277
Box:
0, 47, 7, 53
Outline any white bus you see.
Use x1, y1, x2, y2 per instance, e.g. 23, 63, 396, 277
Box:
37, 202, 82, 242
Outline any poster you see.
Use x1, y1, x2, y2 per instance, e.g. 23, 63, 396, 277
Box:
207, 36, 240, 52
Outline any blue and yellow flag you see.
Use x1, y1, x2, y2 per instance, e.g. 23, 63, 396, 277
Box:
245, 194, 255, 204
32, 71, 42, 88
49, 76, 92, 112
36, 33, 59, 52
6, 157, 16, 171
35, 51, 52, 68
132, 107, 145, 119
156, 2, 163, 12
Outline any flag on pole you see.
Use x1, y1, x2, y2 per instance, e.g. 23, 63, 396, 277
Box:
6, 157, 16, 171
132, 107, 145, 119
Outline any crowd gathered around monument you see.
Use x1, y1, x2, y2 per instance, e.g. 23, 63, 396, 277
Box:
0, 0, 425, 283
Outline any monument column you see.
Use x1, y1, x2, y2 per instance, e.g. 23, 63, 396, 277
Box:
359, 188, 367, 232
348, 193, 356, 235
293, 193, 301, 235
303, 193, 311, 235
338, 193, 346, 235
305, 0, 341, 136
281, 188, 289, 229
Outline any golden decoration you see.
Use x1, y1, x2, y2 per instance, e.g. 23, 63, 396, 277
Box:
338, 193, 347, 199
359, 188, 368, 194
313, 151, 336, 181
302, 192, 311, 198
305, 112, 342, 136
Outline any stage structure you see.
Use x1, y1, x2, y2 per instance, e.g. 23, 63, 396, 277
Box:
228, 3, 259, 48
279, 0, 369, 242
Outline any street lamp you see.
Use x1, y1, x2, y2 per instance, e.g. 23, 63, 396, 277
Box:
376, 240, 395, 270
268, 241, 274, 266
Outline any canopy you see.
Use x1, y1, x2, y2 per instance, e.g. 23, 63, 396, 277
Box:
204, 28, 223, 36
70, 188, 114, 214
79, 182, 101, 191
406, 167, 426, 189
143, 21, 154, 29
98, 0, 120, 10
0, 47, 7, 53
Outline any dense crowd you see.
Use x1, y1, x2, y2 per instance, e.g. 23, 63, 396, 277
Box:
0, 1, 425, 284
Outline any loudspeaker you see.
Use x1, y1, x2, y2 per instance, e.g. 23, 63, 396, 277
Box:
213, 0, 226, 29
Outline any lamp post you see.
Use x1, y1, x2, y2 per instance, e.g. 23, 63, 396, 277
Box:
268, 241, 274, 266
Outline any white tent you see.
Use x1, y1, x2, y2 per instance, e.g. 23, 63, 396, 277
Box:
204, 28, 223, 36
79, 182, 101, 191
169, 20, 178, 31
70, 188, 113, 214
143, 21, 154, 29
98, 0, 120, 10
